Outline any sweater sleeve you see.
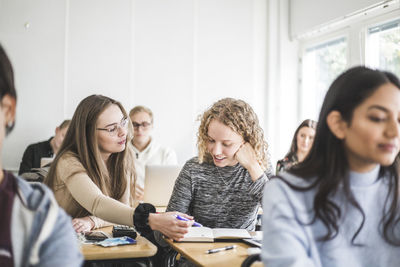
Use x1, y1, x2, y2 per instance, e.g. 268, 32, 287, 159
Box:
57, 156, 134, 227
166, 161, 192, 214
86, 171, 132, 229
261, 179, 317, 267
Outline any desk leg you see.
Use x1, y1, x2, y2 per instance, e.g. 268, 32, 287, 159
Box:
84, 257, 153, 267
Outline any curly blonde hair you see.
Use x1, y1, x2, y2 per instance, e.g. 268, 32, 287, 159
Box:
197, 98, 269, 169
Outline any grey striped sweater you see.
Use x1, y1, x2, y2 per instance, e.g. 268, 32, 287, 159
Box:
166, 157, 273, 230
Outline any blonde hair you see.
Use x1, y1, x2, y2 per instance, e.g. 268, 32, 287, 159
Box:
129, 105, 153, 123
197, 98, 269, 169
45, 95, 135, 216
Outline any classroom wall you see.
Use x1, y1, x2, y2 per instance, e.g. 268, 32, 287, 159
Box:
0, 0, 278, 170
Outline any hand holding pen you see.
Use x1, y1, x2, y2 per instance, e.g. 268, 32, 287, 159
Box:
175, 215, 203, 227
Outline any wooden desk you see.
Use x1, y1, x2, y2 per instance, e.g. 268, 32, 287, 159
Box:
165, 239, 263, 267
81, 226, 157, 261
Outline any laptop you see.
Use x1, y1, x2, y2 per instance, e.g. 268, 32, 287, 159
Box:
143, 165, 182, 207
40, 157, 54, 167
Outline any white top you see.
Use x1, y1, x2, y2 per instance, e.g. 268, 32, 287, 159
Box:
262, 165, 400, 267
132, 139, 177, 187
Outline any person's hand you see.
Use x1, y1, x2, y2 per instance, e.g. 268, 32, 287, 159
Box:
135, 184, 144, 201
72, 216, 94, 233
235, 142, 264, 181
148, 212, 193, 241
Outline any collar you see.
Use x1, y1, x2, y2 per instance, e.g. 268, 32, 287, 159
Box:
349, 164, 380, 187
132, 139, 153, 156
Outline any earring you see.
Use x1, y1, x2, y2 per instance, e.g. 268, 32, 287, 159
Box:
5, 120, 15, 135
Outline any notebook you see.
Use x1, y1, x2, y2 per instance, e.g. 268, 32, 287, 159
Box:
143, 165, 181, 207
178, 227, 251, 242
242, 231, 263, 247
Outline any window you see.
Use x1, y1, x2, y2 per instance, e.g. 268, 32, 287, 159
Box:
366, 18, 400, 77
300, 37, 348, 120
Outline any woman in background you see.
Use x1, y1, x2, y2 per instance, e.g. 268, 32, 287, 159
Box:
44, 94, 192, 241
262, 66, 400, 266
129, 105, 177, 200
276, 119, 317, 174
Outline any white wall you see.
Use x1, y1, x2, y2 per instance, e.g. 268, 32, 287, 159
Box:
0, 0, 273, 170
266, 0, 299, 165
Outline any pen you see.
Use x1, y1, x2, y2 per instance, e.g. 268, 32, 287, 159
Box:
205, 245, 237, 254
175, 215, 203, 227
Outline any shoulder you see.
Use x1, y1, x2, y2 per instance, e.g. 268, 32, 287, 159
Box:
56, 152, 87, 179
150, 141, 175, 155
182, 157, 210, 170
277, 157, 291, 164
15, 176, 56, 211
57, 152, 84, 170
264, 172, 316, 209
178, 157, 210, 176
27, 139, 52, 150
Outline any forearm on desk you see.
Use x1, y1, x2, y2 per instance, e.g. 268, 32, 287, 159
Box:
64, 172, 134, 226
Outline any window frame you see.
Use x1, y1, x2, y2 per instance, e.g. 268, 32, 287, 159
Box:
298, 29, 350, 120
297, 8, 400, 121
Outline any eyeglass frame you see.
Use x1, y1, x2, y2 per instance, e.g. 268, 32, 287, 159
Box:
96, 117, 129, 136
132, 121, 152, 130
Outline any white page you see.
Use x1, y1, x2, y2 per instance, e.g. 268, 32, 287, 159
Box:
212, 228, 251, 239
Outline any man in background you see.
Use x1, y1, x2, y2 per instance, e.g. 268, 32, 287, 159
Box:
18, 119, 70, 175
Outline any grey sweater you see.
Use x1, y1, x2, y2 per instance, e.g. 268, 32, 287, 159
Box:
262, 165, 400, 267
166, 157, 273, 230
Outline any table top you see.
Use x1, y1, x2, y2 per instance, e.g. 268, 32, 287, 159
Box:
165, 238, 263, 267
80, 226, 157, 260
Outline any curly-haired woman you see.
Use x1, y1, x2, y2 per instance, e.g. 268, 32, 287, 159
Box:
166, 97, 273, 230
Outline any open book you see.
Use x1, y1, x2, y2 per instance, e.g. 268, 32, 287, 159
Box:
179, 227, 251, 242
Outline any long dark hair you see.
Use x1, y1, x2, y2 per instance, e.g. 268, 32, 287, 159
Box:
0, 44, 17, 135
45, 95, 135, 217
284, 119, 317, 160
281, 66, 400, 245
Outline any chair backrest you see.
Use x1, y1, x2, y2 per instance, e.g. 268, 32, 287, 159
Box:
241, 254, 261, 267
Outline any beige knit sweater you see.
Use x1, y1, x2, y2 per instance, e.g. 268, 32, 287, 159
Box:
52, 152, 135, 228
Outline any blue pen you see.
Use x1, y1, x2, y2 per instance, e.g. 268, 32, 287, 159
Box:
175, 215, 203, 227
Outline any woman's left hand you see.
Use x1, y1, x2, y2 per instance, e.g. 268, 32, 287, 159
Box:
235, 142, 264, 181
72, 216, 94, 233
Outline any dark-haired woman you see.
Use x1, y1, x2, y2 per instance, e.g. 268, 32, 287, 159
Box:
0, 44, 82, 265
262, 66, 400, 266
276, 119, 317, 174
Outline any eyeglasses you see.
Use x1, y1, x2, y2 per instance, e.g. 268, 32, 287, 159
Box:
97, 117, 128, 136
132, 121, 152, 130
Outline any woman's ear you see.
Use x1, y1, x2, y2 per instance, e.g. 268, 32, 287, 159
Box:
326, 110, 347, 140
1, 94, 16, 126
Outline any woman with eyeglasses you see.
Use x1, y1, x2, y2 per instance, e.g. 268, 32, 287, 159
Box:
129, 106, 177, 201
44, 95, 193, 241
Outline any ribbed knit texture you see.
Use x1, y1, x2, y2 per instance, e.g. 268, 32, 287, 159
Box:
167, 157, 272, 230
